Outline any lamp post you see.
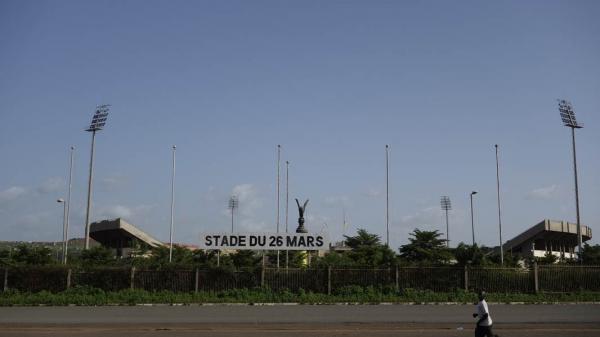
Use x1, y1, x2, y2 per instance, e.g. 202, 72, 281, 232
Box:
558, 99, 584, 261
276, 144, 281, 269
84, 105, 110, 250
440, 196, 451, 248
228, 195, 238, 233
169, 145, 176, 263
57, 198, 66, 263
470, 191, 478, 246
495, 144, 504, 265
62, 146, 74, 264
385, 145, 390, 247
285, 160, 289, 270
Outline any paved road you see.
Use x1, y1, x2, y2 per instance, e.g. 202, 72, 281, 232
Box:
1, 304, 599, 336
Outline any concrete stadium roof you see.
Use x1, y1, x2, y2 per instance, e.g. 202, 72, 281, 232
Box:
90, 218, 164, 249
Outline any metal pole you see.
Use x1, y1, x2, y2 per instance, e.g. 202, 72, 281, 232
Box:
231, 203, 234, 233
63, 146, 74, 264
445, 208, 449, 248
385, 144, 389, 247
169, 145, 176, 263
495, 144, 504, 265
60, 201, 66, 263
276, 145, 281, 269
84, 130, 96, 250
285, 160, 289, 270
571, 128, 582, 261
470, 193, 475, 246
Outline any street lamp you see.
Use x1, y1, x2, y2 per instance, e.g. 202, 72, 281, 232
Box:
84, 105, 110, 250
228, 195, 239, 233
57, 198, 66, 263
558, 99, 584, 261
470, 191, 478, 246
385, 145, 390, 247
495, 144, 504, 265
440, 196, 451, 247
169, 145, 176, 263
62, 146, 75, 264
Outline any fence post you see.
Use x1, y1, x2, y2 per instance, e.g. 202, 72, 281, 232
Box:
533, 262, 539, 294
464, 265, 469, 291
327, 266, 332, 295
261, 267, 265, 288
3, 268, 7, 292
66, 269, 72, 290
395, 265, 399, 292
194, 268, 199, 293
130, 267, 136, 290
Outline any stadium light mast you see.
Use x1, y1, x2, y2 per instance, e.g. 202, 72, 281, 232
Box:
440, 196, 451, 248
558, 99, 584, 261
228, 195, 239, 233
470, 191, 478, 246
84, 105, 110, 250
57, 198, 66, 263
169, 145, 176, 263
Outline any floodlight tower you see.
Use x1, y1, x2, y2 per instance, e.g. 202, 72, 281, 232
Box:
440, 196, 451, 247
229, 195, 239, 233
62, 146, 75, 264
558, 99, 584, 260
84, 105, 110, 250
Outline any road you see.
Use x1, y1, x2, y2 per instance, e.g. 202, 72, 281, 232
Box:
1, 304, 599, 336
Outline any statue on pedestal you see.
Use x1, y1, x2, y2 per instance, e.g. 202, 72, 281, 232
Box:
295, 198, 309, 233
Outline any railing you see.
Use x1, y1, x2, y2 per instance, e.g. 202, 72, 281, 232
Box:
1, 264, 599, 294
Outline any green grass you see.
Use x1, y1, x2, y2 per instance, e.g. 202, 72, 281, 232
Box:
1, 286, 600, 306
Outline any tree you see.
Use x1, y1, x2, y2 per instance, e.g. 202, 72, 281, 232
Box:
581, 243, 600, 265
399, 229, 452, 265
453, 243, 491, 266
12, 244, 54, 265
78, 246, 115, 266
343, 229, 396, 267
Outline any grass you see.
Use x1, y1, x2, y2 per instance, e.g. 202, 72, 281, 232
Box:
1, 286, 600, 306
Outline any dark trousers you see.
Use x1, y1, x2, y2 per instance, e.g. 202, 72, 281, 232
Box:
475, 324, 494, 337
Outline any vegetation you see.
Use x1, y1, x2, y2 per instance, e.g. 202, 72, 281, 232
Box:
1, 286, 599, 306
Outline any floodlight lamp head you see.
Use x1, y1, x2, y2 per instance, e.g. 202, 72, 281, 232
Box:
228, 196, 239, 210
86, 104, 111, 132
471, 191, 478, 195
57, 198, 64, 203
440, 196, 452, 211
558, 99, 583, 129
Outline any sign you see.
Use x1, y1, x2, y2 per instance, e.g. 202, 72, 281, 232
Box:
199, 232, 329, 250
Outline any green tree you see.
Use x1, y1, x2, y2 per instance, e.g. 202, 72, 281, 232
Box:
12, 244, 54, 265
399, 229, 452, 265
453, 243, 490, 266
230, 250, 262, 269
343, 229, 396, 267
581, 243, 600, 265
78, 246, 115, 266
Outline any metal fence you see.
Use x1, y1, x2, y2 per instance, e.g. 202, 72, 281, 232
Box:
1, 265, 599, 294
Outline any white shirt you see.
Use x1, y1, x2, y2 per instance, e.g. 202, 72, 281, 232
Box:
476, 299, 493, 326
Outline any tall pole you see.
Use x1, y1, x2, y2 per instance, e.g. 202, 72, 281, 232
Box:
63, 146, 74, 264
285, 160, 289, 270
169, 145, 176, 263
84, 131, 96, 250
470, 191, 477, 246
571, 128, 582, 260
57, 199, 66, 263
445, 208, 449, 248
385, 144, 389, 247
276, 145, 281, 269
495, 145, 504, 265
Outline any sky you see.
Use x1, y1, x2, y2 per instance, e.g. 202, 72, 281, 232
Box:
0, 0, 599, 250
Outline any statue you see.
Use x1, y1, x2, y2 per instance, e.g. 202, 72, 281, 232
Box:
295, 198, 309, 233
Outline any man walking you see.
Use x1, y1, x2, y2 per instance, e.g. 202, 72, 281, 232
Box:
472, 290, 497, 337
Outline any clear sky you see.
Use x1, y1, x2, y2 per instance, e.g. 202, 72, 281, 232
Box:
1, 0, 599, 250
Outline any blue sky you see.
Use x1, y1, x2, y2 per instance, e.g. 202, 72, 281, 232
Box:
1, 0, 598, 249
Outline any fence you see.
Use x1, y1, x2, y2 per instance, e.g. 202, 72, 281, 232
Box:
1, 264, 599, 294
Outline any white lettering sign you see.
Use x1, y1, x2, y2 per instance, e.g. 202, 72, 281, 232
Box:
199, 232, 329, 250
